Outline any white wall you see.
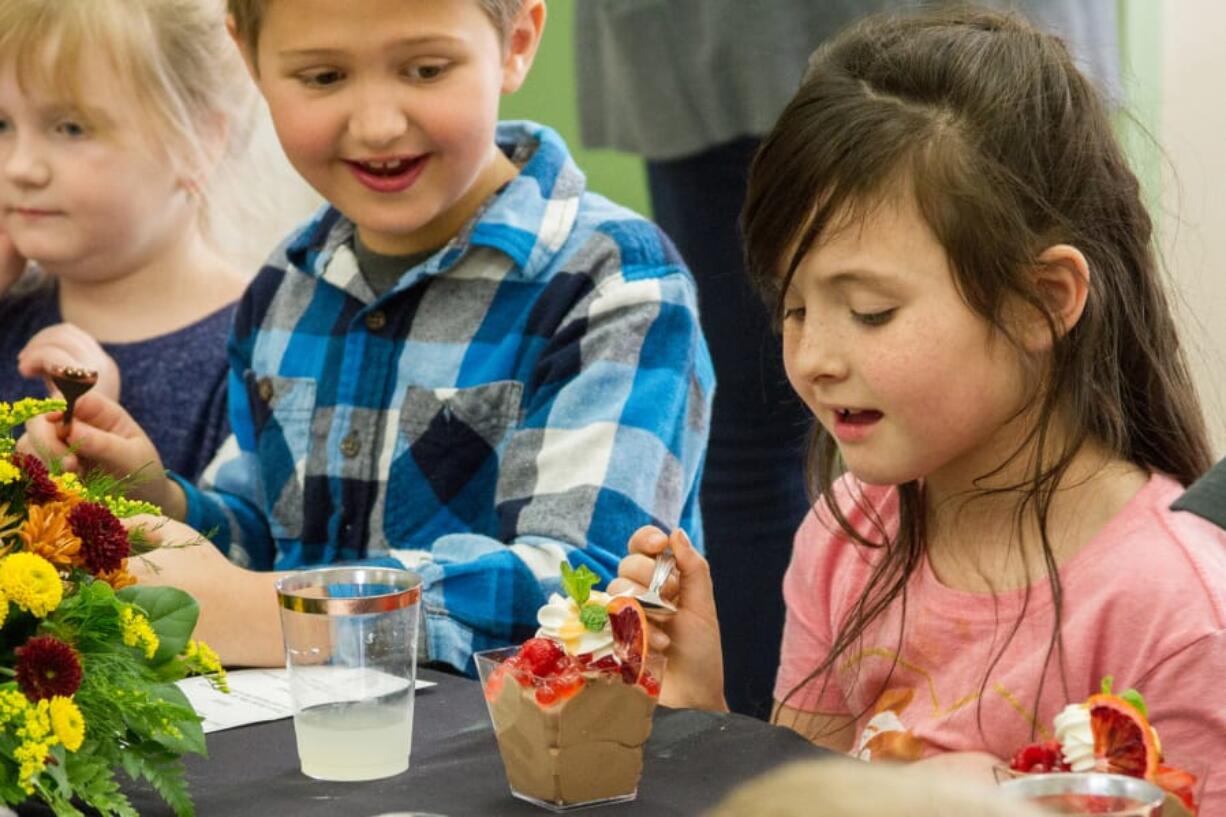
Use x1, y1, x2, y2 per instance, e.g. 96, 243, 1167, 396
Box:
211, 100, 323, 276
1156, 0, 1226, 455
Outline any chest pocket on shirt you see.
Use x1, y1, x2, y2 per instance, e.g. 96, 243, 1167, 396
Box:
386, 381, 524, 543
243, 371, 316, 541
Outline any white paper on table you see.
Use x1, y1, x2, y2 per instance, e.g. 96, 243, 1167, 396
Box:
176, 668, 436, 734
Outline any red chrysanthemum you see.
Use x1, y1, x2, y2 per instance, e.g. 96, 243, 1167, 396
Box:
14, 453, 59, 505
15, 636, 83, 700
67, 501, 129, 574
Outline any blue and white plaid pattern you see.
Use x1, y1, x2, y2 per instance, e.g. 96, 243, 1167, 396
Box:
173, 122, 714, 672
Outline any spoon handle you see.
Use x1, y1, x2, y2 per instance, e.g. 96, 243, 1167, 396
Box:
646, 547, 675, 595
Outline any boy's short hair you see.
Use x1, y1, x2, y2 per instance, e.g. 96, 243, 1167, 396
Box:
229, 0, 525, 55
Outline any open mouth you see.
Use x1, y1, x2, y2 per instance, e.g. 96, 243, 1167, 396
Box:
352, 158, 417, 177
344, 155, 430, 193
835, 408, 883, 425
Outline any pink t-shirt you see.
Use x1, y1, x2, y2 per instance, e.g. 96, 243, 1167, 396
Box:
775, 473, 1226, 816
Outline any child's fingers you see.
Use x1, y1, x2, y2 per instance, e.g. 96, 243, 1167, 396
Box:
17, 414, 75, 466
64, 393, 140, 437
615, 551, 658, 588
627, 525, 669, 556
669, 528, 716, 611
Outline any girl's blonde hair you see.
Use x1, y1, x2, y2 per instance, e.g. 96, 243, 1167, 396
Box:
0, 0, 257, 243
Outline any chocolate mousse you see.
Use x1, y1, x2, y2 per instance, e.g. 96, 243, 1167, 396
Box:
487, 669, 657, 806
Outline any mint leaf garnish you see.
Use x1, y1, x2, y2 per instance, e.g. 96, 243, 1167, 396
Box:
560, 562, 600, 606
580, 602, 608, 632
1100, 675, 1148, 717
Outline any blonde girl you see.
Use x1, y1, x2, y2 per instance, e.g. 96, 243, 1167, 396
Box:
0, 0, 257, 479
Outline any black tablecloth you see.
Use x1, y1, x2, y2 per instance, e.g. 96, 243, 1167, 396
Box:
20, 669, 827, 816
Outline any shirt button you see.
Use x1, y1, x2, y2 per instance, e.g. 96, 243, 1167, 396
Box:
257, 377, 274, 403
364, 310, 387, 331
340, 431, 361, 458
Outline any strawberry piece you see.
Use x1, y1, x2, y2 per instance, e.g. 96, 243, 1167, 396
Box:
484, 663, 508, 700
519, 637, 565, 677
535, 683, 560, 706
1010, 740, 1070, 773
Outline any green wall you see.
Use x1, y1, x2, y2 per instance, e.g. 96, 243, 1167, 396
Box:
500, 0, 652, 217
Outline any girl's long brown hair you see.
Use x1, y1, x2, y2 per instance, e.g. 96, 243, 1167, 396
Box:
741, 7, 1212, 733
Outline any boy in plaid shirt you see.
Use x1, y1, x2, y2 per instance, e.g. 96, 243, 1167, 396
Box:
25, 0, 712, 672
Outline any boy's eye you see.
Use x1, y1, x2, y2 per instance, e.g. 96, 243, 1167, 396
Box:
297, 69, 344, 88
0, 117, 10, 135
851, 308, 895, 327
781, 305, 806, 323
406, 62, 448, 82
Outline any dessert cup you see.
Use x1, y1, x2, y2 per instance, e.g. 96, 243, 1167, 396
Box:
999, 772, 1165, 816
475, 646, 665, 812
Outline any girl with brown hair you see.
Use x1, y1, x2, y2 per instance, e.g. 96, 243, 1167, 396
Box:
614, 6, 1226, 810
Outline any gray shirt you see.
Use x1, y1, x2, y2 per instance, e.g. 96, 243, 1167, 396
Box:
575, 0, 1121, 160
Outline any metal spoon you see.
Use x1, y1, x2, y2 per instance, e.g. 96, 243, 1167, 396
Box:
48, 364, 98, 433
635, 546, 677, 616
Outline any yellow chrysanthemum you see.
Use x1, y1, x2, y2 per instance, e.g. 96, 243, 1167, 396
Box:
121, 606, 159, 659
0, 459, 20, 485
0, 552, 64, 617
18, 501, 83, 569
0, 593, 8, 629
48, 696, 84, 752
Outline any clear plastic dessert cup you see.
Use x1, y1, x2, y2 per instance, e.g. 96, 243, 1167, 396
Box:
474, 646, 666, 812
999, 772, 1165, 816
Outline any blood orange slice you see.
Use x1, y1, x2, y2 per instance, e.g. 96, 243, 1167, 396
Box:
606, 596, 648, 684
1086, 693, 1160, 779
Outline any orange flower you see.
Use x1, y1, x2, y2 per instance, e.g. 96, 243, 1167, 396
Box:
97, 560, 136, 590
0, 501, 21, 550
18, 502, 82, 569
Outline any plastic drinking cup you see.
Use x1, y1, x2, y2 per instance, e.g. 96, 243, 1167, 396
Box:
276, 566, 421, 781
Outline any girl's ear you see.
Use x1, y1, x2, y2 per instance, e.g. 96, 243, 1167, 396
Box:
1020, 244, 1090, 352
500, 0, 547, 94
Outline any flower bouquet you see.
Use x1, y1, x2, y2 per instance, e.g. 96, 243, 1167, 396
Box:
0, 399, 227, 817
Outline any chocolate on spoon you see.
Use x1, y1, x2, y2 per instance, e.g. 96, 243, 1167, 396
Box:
48, 364, 99, 433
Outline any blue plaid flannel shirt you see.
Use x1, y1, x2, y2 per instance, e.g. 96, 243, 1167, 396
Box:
172, 122, 714, 672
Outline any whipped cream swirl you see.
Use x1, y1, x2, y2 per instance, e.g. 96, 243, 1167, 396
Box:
535, 591, 614, 658
1053, 703, 1096, 772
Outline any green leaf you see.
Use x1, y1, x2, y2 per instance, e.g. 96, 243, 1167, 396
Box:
560, 562, 600, 606
145, 683, 207, 757
579, 602, 608, 632
1121, 688, 1148, 718
1099, 675, 1147, 717
117, 586, 199, 665
122, 741, 194, 817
